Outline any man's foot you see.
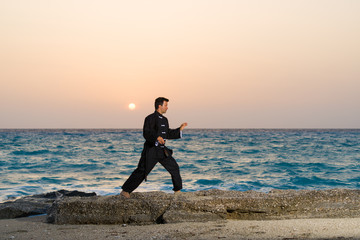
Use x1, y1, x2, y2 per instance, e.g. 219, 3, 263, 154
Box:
120, 191, 130, 199
174, 190, 181, 195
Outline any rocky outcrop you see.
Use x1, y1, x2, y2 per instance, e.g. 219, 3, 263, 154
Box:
0, 190, 96, 219
47, 189, 360, 225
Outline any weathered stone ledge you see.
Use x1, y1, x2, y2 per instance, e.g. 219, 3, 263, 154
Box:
0, 190, 96, 219
47, 189, 360, 225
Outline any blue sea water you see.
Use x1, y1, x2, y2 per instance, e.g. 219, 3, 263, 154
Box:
0, 129, 359, 202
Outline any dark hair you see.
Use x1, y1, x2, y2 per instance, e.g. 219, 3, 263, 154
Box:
154, 97, 169, 110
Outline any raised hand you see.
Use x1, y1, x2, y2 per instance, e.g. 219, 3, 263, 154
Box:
180, 122, 188, 131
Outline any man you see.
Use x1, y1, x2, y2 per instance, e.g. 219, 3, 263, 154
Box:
120, 97, 188, 198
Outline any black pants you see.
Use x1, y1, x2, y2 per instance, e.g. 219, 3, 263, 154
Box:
122, 150, 182, 193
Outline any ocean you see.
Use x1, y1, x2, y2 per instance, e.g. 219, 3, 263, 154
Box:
0, 129, 359, 202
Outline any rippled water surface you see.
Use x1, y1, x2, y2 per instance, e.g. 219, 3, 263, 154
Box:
1, 129, 359, 202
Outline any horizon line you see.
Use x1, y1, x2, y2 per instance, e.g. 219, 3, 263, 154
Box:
1, 128, 359, 130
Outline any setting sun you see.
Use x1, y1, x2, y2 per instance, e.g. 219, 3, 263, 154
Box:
128, 103, 136, 110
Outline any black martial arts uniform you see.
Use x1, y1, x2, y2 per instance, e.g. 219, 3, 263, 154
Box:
122, 111, 182, 193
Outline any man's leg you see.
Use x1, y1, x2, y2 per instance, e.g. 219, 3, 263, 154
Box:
159, 157, 182, 192
122, 155, 158, 194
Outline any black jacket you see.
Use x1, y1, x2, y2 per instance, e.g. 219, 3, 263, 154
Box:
143, 111, 181, 148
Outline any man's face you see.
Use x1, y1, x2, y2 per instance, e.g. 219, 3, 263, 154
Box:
158, 101, 168, 114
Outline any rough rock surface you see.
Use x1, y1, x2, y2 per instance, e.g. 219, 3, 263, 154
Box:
0, 190, 96, 219
47, 189, 360, 225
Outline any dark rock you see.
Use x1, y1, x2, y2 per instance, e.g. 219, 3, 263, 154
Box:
47, 189, 360, 225
38, 190, 96, 199
0, 190, 96, 219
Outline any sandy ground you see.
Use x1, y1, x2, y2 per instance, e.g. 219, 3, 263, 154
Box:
1, 215, 360, 240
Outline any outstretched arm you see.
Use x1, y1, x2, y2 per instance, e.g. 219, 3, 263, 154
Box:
168, 122, 188, 139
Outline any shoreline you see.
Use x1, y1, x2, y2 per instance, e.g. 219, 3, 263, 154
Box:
2, 189, 360, 239
1, 215, 360, 240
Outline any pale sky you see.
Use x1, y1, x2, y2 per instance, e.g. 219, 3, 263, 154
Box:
1, 0, 359, 128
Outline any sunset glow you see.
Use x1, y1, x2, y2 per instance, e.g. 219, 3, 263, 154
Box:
1, 0, 359, 128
